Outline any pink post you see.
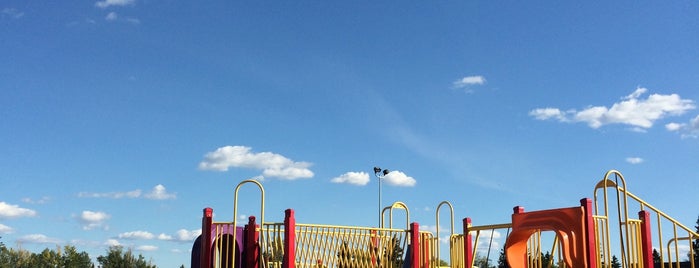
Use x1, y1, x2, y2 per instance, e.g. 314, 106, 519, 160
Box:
463, 218, 472, 268
410, 222, 420, 268
581, 198, 597, 268
245, 216, 259, 268
201, 208, 213, 268
283, 209, 296, 268
639, 210, 653, 268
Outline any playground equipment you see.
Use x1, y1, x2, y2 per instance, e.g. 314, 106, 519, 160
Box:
192, 170, 699, 268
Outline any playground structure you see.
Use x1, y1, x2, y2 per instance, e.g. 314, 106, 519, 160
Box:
191, 170, 699, 268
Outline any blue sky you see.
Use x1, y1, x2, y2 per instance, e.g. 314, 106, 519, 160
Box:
2, 1, 699, 267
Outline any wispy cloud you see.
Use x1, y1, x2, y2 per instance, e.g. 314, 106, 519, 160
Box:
105, 12, 118, 21
530, 88, 695, 130
17, 234, 62, 245
78, 185, 176, 200
0, 202, 37, 219
666, 115, 699, 138
383, 170, 417, 187
117, 229, 201, 243
331, 172, 370, 186
79, 189, 142, 199
95, 0, 135, 9
1, 8, 24, 19
199, 145, 314, 180
144, 184, 176, 200
118, 230, 155, 240
105, 239, 121, 246
21, 196, 51, 204
0, 223, 13, 234
77, 210, 111, 230
452, 75, 486, 93
157, 229, 201, 242
136, 245, 158, 251
626, 157, 644, 164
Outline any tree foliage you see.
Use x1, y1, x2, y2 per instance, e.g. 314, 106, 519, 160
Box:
497, 246, 509, 268
610, 255, 621, 268
0, 245, 93, 268
97, 246, 156, 268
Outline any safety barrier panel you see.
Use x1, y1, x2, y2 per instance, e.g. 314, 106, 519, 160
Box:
594, 170, 699, 268
258, 209, 430, 268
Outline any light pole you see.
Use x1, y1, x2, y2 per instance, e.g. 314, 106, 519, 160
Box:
373, 166, 390, 227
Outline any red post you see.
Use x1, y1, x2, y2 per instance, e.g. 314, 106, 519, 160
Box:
639, 210, 653, 268
371, 230, 378, 266
201, 208, 213, 268
283, 209, 296, 268
581, 198, 597, 268
463, 218, 472, 268
410, 222, 420, 268
245, 216, 259, 268
422, 233, 430, 268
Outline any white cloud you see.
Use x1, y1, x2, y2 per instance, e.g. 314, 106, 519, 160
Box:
626, 157, 644, 164
666, 115, 699, 138
79, 185, 174, 200
0, 202, 37, 219
78, 210, 111, 230
0, 223, 13, 234
1, 8, 24, 19
118, 231, 155, 240
157, 233, 173, 240
136, 245, 158, 251
95, 0, 135, 9
21, 196, 51, 204
530, 88, 695, 130
331, 172, 370, 186
105, 239, 121, 247
158, 229, 201, 242
144, 184, 176, 200
665, 122, 684, 131
528, 108, 568, 121
453, 75, 486, 88
105, 12, 118, 21
198, 146, 314, 180
383, 171, 417, 187
17, 234, 62, 244
125, 17, 140, 24
78, 189, 142, 199
175, 229, 201, 242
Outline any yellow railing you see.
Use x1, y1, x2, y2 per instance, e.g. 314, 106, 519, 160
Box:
466, 222, 512, 268
593, 170, 699, 268
450, 234, 466, 268
260, 222, 417, 268
210, 222, 240, 268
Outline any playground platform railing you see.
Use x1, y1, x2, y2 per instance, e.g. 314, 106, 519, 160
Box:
594, 170, 699, 268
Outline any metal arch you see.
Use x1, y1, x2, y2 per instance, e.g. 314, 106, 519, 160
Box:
435, 201, 454, 267
233, 179, 266, 227
381, 201, 410, 229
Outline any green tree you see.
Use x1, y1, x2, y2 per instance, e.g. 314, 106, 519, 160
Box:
385, 236, 403, 268
610, 255, 621, 268
653, 249, 661, 264
473, 253, 491, 268
497, 246, 509, 268
33, 247, 62, 267
61, 245, 93, 268
97, 246, 156, 268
